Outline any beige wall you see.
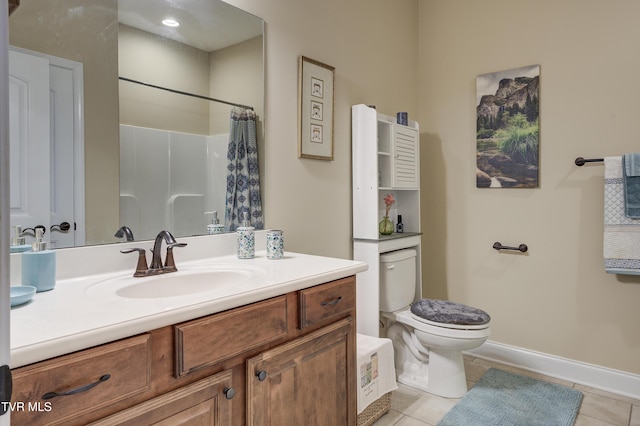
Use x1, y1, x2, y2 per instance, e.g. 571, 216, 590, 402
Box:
230, 0, 640, 375
418, 0, 640, 374
119, 25, 211, 135
226, 0, 420, 259
209, 36, 264, 135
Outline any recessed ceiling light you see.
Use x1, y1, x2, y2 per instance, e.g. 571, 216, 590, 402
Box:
162, 19, 180, 27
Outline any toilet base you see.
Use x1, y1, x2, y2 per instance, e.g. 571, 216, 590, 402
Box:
395, 349, 468, 398
388, 322, 471, 399
425, 348, 468, 398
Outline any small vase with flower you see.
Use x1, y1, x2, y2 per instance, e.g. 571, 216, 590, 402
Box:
379, 193, 395, 235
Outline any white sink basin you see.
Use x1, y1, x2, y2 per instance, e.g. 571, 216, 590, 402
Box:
86, 264, 265, 300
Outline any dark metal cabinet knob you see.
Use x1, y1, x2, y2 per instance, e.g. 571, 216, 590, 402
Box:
256, 370, 267, 381
223, 387, 235, 400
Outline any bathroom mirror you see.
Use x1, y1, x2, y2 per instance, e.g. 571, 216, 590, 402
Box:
8, 0, 264, 248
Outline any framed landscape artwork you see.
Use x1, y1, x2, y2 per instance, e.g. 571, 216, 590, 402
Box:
476, 65, 540, 188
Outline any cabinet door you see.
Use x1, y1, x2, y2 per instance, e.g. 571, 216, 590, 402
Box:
247, 318, 356, 426
89, 370, 233, 426
393, 126, 419, 188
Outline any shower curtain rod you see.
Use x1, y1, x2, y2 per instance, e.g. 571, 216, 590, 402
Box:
119, 76, 254, 110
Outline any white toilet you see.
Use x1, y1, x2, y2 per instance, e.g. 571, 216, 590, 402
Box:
379, 249, 491, 398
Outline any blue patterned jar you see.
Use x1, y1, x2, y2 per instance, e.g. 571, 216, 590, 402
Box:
266, 230, 284, 260
237, 213, 255, 259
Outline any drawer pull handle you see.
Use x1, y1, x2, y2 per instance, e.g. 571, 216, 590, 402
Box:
321, 296, 342, 307
224, 387, 236, 400
256, 370, 268, 381
42, 374, 111, 400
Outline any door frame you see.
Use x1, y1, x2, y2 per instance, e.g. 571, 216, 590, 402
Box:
1, 0, 13, 424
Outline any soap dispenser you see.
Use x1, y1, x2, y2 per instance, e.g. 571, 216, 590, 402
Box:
22, 227, 56, 292
205, 211, 225, 234
10, 225, 32, 253
237, 212, 255, 259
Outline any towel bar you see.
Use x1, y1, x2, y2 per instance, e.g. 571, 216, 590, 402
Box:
493, 242, 528, 252
575, 157, 604, 166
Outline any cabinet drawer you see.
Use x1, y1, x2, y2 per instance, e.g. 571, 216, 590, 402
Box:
11, 334, 151, 426
299, 277, 355, 329
175, 295, 289, 377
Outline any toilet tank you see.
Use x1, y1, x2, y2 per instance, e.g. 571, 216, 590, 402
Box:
380, 249, 417, 312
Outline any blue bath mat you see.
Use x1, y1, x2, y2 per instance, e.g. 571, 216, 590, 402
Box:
437, 368, 583, 426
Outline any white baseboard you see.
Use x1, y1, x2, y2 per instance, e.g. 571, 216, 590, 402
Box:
466, 340, 640, 400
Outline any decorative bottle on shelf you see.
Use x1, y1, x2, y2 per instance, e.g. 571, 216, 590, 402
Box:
21, 227, 56, 292
237, 212, 255, 259
396, 215, 404, 233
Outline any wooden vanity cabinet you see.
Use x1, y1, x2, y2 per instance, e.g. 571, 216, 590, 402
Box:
10, 276, 356, 426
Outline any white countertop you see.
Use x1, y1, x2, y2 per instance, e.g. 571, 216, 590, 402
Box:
10, 251, 367, 368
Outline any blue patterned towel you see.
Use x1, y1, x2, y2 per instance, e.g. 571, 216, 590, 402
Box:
623, 153, 640, 218
604, 157, 640, 274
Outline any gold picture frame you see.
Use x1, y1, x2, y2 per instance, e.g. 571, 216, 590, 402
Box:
298, 56, 335, 160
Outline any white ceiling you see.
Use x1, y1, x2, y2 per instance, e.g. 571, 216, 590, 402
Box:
117, 0, 263, 53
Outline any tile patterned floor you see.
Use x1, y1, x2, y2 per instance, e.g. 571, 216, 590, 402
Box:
371, 355, 640, 426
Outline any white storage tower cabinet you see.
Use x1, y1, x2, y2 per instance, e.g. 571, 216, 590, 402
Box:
352, 104, 423, 337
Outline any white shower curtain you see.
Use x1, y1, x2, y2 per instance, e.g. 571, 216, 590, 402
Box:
224, 108, 263, 231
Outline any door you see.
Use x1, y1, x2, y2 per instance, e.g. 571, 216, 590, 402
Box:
8, 49, 51, 244
246, 318, 356, 426
9, 48, 84, 248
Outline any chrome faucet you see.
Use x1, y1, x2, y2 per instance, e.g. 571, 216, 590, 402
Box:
121, 230, 187, 277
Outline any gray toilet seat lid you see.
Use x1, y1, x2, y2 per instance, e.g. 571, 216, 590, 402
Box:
410, 299, 491, 326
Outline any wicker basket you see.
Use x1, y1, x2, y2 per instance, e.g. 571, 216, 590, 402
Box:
357, 392, 392, 426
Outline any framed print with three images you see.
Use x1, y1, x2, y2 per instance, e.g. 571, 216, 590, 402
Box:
298, 56, 335, 160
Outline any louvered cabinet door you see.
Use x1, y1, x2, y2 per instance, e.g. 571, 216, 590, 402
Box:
392, 126, 419, 189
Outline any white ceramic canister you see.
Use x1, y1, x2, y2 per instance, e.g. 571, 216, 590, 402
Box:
237, 213, 255, 259
266, 230, 284, 260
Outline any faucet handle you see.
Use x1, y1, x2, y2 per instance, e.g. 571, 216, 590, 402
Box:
164, 243, 188, 272
121, 248, 149, 277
